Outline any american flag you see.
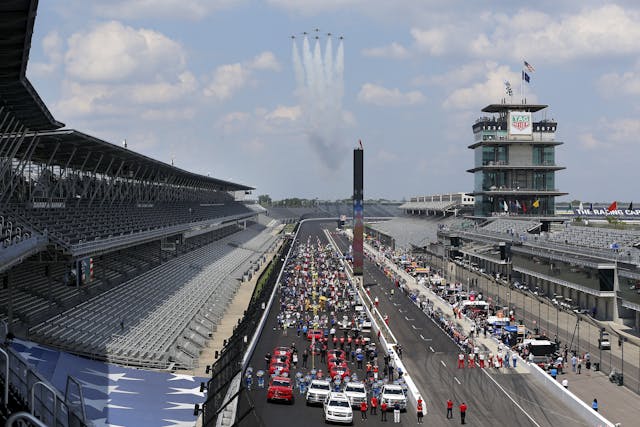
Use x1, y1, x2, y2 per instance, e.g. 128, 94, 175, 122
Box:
524, 60, 535, 73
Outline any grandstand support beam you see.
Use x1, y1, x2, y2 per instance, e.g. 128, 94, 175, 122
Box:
0, 126, 28, 202
0, 116, 18, 158
100, 159, 125, 207
0, 132, 38, 205
88, 156, 114, 207
0, 121, 24, 178
48, 146, 77, 206
77, 153, 103, 207
113, 164, 143, 206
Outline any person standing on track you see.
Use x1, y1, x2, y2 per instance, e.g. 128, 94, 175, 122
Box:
380, 401, 388, 421
370, 395, 378, 415
393, 402, 401, 423
417, 397, 424, 423
446, 399, 453, 419
459, 402, 467, 424
360, 400, 368, 419
458, 352, 465, 368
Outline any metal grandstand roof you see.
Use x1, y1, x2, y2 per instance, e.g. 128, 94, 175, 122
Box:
0, 0, 64, 130
7, 129, 254, 191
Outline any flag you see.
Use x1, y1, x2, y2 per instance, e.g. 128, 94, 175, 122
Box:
607, 201, 617, 212
524, 60, 535, 73
358, 139, 363, 150
628, 202, 633, 210
503, 200, 509, 212
579, 202, 584, 211
522, 202, 527, 213
504, 81, 513, 96
516, 200, 521, 210
589, 203, 593, 210
532, 199, 540, 208
522, 71, 530, 83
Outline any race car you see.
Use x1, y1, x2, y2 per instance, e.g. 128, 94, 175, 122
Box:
267, 376, 294, 404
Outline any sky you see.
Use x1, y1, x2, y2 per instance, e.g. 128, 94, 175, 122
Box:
26, 0, 640, 202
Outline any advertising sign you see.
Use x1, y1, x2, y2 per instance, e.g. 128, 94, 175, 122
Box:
508, 111, 532, 139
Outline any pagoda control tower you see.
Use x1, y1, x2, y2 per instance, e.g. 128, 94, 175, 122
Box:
467, 103, 567, 217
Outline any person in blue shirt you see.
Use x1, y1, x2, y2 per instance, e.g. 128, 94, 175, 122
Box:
550, 367, 558, 380
592, 398, 598, 412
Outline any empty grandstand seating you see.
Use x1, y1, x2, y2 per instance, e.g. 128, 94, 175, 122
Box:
12, 201, 252, 247
545, 224, 640, 251
28, 222, 279, 369
481, 218, 541, 236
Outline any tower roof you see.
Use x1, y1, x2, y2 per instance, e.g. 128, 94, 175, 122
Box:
481, 104, 548, 113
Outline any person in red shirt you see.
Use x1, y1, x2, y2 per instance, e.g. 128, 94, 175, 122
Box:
459, 402, 468, 424
446, 399, 453, 419
360, 401, 368, 419
417, 397, 424, 423
380, 401, 388, 421
370, 396, 378, 415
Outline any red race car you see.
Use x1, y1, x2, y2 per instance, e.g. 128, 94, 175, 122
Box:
269, 362, 290, 376
307, 329, 323, 341
273, 346, 292, 359
328, 349, 346, 361
329, 362, 351, 379
267, 376, 294, 404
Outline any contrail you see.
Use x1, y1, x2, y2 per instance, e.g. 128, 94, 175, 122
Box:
292, 35, 348, 169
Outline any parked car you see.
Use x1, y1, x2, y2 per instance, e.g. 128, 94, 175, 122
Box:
267, 376, 294, 404
343, 382, 367, 407
380, 384, 407, 411
598, 331, 611, 350
323, 392, 353, 424
306, 379, 332, 405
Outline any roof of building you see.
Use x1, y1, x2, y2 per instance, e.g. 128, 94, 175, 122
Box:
481, 104, 548, 113
3, 129, 254, 191
0, 0, 63, 130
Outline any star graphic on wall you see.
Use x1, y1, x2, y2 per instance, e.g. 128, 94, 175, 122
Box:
83, 368, 144, 382
167, 373, 196, 382
167, 386, 205, 397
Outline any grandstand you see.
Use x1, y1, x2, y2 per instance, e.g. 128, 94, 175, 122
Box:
28, 220, 279, 369
0, 2, 283, 424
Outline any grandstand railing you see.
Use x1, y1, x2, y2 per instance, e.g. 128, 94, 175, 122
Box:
67, 212, 256, 257
0, 339, 87, 427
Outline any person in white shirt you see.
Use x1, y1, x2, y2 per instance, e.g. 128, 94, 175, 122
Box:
562, 378, 568, 388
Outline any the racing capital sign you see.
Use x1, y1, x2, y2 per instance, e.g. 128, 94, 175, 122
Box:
508, 111, 532, 138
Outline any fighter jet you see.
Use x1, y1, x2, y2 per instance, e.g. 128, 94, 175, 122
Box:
314, 28, 320, 32
339, 36, 344, 40
302, 31, 308, 35
290, 35, 295, 39
315, 36, 319, 40
327, 32, 332, 37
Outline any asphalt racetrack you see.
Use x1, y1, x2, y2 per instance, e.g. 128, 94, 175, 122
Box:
244, 221, 588, 427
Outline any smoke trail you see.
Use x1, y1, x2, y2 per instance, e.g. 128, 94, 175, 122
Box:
292, 35, 348, 169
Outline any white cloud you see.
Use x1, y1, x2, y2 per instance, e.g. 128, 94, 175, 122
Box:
358, 83, 425, 107
30, 31, 64, 75
65, 21, 185, 82
410, 27, 452, 56
598, 65, 640, 97
250, 52, 281, 71
204, 51, 280, 102
362, 42, 410, 59
131, 72, 197, 104
578, 118, 640, 150
442, 64, 526, 110
203, 63, 251, 101
265, 105, 301, 122
408, 5, 640, 63
94, 0, 244, 20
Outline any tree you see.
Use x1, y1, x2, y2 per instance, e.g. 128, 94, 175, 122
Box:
257, 194, 272, 206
